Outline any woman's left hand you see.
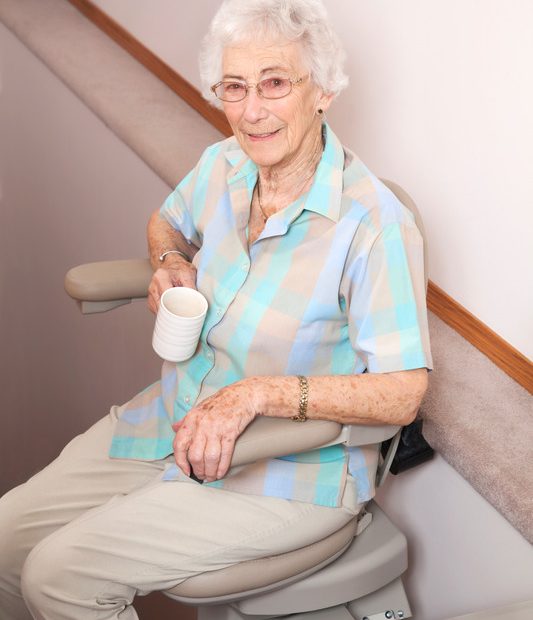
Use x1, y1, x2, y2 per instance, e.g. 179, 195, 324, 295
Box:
172, 380, 260, 483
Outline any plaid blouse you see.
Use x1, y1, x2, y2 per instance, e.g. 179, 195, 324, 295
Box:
109, 124, 432, 507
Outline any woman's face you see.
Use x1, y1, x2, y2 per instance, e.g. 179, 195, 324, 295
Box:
221, 40, 332, 169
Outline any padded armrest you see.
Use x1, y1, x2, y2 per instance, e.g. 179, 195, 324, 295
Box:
231, 418, 400, 466
231, 418, 341, 466
64, 259, 152, 313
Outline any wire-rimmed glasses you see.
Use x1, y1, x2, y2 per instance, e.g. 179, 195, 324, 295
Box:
211, 75, 307, 102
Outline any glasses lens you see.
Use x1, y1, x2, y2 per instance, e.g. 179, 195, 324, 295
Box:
216, 81, 247, 101
259, 77, 291, 99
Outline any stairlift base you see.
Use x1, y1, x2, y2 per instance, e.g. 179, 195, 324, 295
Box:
197, 577, 411, 620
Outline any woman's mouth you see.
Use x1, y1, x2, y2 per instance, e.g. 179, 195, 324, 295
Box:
246, 128, 281, 142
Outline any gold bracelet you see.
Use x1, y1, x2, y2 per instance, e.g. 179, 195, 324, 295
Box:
292, 375, 309, 422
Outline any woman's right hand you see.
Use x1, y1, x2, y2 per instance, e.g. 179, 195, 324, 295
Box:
147, 260, 197, 314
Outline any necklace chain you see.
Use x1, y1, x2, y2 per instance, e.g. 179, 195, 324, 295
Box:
256, 181, 268, 222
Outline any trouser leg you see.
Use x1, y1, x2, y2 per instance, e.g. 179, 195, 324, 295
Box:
21, 475, 359, 620
0, 409, 166, 620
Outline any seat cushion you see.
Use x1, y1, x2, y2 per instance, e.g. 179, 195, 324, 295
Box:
165, 517, 357, 599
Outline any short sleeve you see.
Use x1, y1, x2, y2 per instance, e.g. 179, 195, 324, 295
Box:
159, 145, 217, 248
344, 218, 433, 374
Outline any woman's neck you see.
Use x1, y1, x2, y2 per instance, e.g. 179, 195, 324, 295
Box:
256, 123, 324, 215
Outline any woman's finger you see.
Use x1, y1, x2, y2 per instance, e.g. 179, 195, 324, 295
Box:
147, 289, 159, 314
203, 437, 222, 482
174, 424, 193, 477
216, 436, 236, 481
147, 274, 166, 313
187, 433, 207, 480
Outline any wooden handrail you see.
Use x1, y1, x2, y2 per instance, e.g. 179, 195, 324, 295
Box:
427, 282, 532, 392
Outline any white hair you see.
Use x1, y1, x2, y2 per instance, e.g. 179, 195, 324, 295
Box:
199, 0, 348, 107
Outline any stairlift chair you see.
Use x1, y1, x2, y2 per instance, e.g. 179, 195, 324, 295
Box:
64, 180, 427, 620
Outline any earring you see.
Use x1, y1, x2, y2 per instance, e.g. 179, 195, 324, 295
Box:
317, 108, 324, 115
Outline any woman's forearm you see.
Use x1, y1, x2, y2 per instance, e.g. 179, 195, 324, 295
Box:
147, 209, 199, 270
248, 369, 428, 427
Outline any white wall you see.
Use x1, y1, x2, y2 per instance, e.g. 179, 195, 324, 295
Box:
376, 455, 533, 619
90, 0, 533, 360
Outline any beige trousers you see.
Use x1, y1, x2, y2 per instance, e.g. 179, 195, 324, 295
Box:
0, 408, 360, 620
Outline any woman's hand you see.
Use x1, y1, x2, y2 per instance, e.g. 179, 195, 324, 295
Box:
173, 380, 260, 483
147, 261, 197, 314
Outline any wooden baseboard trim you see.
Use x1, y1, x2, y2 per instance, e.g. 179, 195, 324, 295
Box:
67, 0, 532, 394
66, 0, 232, 137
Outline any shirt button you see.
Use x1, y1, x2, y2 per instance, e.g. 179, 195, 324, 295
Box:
184, 396, 190, 404
206, 350, 214, 360
216, 307, 223, 317
241, 263, 248, 271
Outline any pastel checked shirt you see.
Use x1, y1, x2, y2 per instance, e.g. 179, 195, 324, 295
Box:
110, 123, 433, 508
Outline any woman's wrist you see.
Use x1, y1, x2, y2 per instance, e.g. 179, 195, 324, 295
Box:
154, 252, 190, 271
238, 377, 268, 417
159, 249, 190, 263
241, 376, 303, 420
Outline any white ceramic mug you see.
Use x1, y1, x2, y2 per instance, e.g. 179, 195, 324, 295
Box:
152, 287, 208, 362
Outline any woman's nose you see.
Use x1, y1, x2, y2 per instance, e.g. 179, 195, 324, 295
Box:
242, 88, 269, 123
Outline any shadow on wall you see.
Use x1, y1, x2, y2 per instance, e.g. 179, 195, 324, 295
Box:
0, 24, 168, 494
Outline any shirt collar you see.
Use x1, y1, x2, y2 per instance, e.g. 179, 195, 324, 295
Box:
224, 123, 345, 222
225, 141, 257, 182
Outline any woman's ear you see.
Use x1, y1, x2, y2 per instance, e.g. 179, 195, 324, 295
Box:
317, 92, 334, 114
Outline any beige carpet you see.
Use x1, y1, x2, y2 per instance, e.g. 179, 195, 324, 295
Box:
423, 314, 532, 541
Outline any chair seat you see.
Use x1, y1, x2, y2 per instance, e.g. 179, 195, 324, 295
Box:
165, 502, 407, 614
165, 516, 358, 602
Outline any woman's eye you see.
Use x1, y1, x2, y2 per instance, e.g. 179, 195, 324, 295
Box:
262, 78, 286, 89
226, 82, 245, 91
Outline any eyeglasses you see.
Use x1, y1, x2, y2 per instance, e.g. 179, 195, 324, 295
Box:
211, 75, 306, 102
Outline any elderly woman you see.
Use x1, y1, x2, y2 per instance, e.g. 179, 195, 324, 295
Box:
0, 0, 432, 618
